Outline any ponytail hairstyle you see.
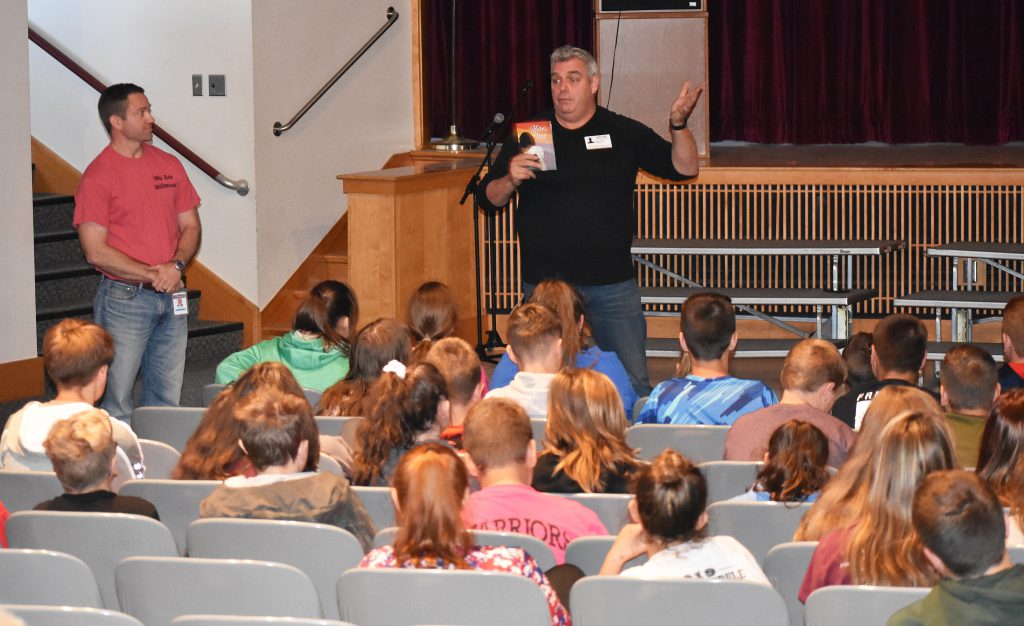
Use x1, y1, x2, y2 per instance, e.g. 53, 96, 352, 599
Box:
350, 362, 448, 485
529, 280, 586, 368
316, 318, 411, 416
391, 443, 473, 568
543, 369, 639, 492
292, 280, 357, 354
407, 282, 458, 363
632, 449, 708, 547
754, 420, 830, 502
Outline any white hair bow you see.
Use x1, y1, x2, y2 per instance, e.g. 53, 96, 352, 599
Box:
382, 359, 407, 379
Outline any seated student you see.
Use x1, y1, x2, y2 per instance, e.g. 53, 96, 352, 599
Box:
0, 500, 7, 548
888, 470, 1024, 626
600, 449, 768, 582
462, 398, 608, 563
832, 314, 938, 430
533, 368, 641, 494
485, 304, 563, 420
975, 388, 1024, 546
407, 281, 456, 360
359, 443, 569, 626
35, 410, 158, 518
175, 362, 317, 480
725, 339, 855, 466
843, 331, 877, 389
425, 337, 484, 449
199, 388, 376, 551
1, 319, 143, 477
732, 420, 830, 502
317, 318, 411, 417
940, 344, 1000, 468
216, 280, 356, 392
491, 280, 637, 417
998, 295, 1024, 391
795, 386, 946, 541
349, 362, 449, 486
799, 410, 957, 602
637, 293, 777, 425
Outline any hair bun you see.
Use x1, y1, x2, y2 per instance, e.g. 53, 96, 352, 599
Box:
650, 449, 697, 487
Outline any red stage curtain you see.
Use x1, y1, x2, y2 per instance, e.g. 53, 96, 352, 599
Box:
709, 0, 1024, 144
425, 0, 593, 142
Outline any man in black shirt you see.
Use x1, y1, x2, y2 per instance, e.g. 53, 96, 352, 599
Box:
478, 46, 702, 395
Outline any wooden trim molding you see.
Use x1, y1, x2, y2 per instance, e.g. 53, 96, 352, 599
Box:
31, 137, 81, 194
0, 357, 45, 403
185, 261, 261, 347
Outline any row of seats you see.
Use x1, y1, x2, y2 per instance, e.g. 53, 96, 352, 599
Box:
131, 405, 732, 462
2, 545, 984, 626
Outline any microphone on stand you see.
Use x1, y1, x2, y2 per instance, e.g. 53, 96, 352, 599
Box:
481, 112, 505, 142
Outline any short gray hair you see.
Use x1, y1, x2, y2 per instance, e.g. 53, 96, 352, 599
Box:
550, 46, 598, 78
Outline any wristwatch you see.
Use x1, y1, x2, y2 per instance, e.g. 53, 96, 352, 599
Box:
173, 259, 186, 274
670, 118, 688, 131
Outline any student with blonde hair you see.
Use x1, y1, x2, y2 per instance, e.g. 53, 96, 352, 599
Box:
491, 279, 637, 416
35, 409, 157, 517
533, 368, 640, 493
795, 385, 944, 541
359, 443, 569, 625
799, 410, 958, 600
1, 318, 143, 477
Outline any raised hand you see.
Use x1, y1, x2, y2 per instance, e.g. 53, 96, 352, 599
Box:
670, 81, 705, 127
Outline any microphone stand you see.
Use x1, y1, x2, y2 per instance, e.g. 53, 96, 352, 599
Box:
463, 81, 533, 363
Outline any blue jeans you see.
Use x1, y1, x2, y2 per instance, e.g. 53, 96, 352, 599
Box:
523, 279, 651, 396
93, 276, 188, 423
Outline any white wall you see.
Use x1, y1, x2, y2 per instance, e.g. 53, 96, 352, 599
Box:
0, 1, 38, 363
28, 0, 260, 301
27, 0, 415, 308
251, 0, 415, 305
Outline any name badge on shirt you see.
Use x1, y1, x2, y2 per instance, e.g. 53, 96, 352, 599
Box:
172, 291, 189, 316
585, 134, 613, 150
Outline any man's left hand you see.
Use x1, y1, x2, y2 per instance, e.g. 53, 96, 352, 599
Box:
150, 263, 184, 292
670, 81, 705, 128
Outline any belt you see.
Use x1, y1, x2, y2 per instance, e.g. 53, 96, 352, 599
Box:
108, 278, 159, 292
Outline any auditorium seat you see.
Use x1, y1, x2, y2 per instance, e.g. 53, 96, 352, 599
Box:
187, 518, 365, 620
625, 424, 730, 462
337, 568, 552, 625
0, 604, 144, 625
0, 469, 62, 512
570, 576, 789, 626
119, 479, 221, 554
0, 549, 102, 608
763, 541, 818, 626
699, 460, 762, 503
171, 617, 354, 626
315, 415, 363, 448
804, 585, 930, 626
350, 486, 394, 530
530, 418, 546, 450
131, 407, 205, 453
203, 384, 322, 409
139, 439, 182, 480
7, 510, 178, 610
555, 492, 632, 533
564, 536, 647, 576
318, 453, 345, 477
116, 556, 322, 626
706, 500, 813, 565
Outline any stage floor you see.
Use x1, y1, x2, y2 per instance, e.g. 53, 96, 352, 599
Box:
704, 142, 1024, 169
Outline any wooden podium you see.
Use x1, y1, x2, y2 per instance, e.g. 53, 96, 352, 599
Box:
338, 159, 480, 342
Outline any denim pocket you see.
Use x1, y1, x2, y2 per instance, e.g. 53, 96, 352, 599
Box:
103, 279, 140, 301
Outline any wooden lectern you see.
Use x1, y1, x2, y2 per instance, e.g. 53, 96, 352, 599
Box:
338, 159, 480, 342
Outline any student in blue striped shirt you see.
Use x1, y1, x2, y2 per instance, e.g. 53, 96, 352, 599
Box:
637, 293, 777, 425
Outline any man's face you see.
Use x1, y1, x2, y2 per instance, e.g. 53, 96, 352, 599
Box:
550, 58, 598, 127
113, 92, 154, 143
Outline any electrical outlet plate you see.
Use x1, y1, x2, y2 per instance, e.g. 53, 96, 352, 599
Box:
192, 74, 203, 96
209, 74, 226, 97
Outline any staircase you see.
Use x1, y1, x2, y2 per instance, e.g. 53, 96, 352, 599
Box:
25, 193, 243, 409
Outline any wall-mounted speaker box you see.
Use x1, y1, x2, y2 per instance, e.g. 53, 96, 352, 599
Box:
597, 0, 704, 13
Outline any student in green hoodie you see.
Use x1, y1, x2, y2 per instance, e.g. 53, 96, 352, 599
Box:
888, 470, 1024, 626
216, 280, 356, 392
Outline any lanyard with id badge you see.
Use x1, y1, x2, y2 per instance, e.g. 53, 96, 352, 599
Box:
171, 290, 189, 316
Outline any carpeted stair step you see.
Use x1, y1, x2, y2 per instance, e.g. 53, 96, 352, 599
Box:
34, 229, 86, 273
32, 193, 76, 234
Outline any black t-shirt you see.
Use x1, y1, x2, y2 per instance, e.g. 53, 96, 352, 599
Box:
35, 490, 160, 520
531, 452, 635, 494
477, 107, 692, 286
831, 378, 941, 429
